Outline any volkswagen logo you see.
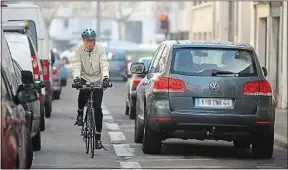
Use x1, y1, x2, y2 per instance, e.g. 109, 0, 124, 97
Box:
209, 81, 219, 91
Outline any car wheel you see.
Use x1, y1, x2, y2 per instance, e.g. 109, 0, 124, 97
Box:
252, 131, 274, 159
32, 131, 41, 151
53, 91, 60, 100
233, 140, 250, 148
129, 100, 136, 119
26, 129, 33, 169
134, 114, 144, 143
125, 101, 129, 115
142, 116, 161, 154
40, 114, 45, 131
45, 102, 52, 118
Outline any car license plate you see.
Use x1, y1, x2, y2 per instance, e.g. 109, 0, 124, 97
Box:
195, 98, 233, 109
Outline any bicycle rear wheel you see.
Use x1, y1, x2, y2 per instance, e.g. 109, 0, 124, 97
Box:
90, 108, 96, 158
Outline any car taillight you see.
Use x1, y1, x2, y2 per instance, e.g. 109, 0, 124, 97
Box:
132, 76, 143, 87
52, 68, 59, 75
243, 80, 272, 96
31, 55, 40, 80
153, 77, 185, 93
41, 59, 49, 81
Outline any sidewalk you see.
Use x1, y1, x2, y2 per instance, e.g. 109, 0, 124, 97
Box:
275, 108, 287, 149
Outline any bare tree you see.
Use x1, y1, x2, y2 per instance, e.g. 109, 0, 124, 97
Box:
33, 2, 62, 36
101, 1, 140, 40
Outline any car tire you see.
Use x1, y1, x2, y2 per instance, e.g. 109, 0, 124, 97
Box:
252, 131, 274, 159
129, 100, 136, 120
26, 130, 33, 169
32, 131, 41, 151
142, 116, 161, 154
233, 140, 250, 148
125, 101, 129, 115
134, 114, 144, 143
53, 91, 61, 100
45, 102, 52, 118
40, 114, 45, 131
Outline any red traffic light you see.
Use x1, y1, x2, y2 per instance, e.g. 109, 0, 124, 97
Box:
159, 14, 167, 21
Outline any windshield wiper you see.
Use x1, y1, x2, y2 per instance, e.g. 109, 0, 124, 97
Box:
211, 69, 238, 76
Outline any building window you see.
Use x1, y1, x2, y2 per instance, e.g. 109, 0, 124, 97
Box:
203, 32, 207, 40
208, 32, 212, 40
198, 33, 202, 40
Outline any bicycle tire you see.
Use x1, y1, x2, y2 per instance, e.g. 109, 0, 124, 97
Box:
90, 108, 96, 158
85, 109, 91, 154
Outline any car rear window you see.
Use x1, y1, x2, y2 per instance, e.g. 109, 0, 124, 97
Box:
171, 48, 257, 77
107, 51, 126, 61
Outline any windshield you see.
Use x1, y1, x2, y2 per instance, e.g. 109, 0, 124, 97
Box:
107, 51, 126, 61
4, 33, 33, 72
171, 48, 257, 77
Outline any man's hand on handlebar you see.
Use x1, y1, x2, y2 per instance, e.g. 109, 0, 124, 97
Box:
102, 76, 110, 88
73, 77, 82, 89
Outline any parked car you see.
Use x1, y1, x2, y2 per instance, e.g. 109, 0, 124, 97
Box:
3, 20, 46, 131
51, 49, 62, 100
1, 30, 38, 169
131, 40, 275, 159
125, 56, 152, 119
4, 31, 43, 153
106, 49, 128, 81
2, 2, 54, 119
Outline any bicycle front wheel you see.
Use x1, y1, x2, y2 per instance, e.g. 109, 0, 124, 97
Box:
90, 108, 96, 158
85, 110, 90, 154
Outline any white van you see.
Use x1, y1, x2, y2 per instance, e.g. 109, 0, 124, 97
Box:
2, 3, 53, 119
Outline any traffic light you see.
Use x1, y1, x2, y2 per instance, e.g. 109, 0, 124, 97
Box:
159, 14, 169, 31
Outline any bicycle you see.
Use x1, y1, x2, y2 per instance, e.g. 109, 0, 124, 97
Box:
72, 81, 112, 158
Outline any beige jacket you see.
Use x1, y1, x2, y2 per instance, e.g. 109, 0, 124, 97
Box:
71, 43, 109, 82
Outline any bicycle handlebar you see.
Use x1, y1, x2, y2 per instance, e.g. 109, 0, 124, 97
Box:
72, 82, 112, 90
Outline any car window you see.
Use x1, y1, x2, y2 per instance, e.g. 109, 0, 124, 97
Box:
4, 33, 33, 72
156, 45, 171, 73
27, 20, 38, 51
171, 48, 257, 77
1, 71, 13, 101
12, 60, 23, 85
150, 45, 165, 73
107, 51, 126, 61
148, 45, 162, 72
1, 34, 19, 96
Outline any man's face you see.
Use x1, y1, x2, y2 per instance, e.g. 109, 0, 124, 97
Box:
83, 38, 96, 51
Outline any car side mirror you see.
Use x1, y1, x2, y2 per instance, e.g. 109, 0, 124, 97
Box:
262, 67, 268, 77
130, 62, 145, 74
21, 70, 34, 84
17, 89, 38, 104
34, 80, 45, 89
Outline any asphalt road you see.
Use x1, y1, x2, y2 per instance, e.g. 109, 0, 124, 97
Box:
32, 80, 288, 169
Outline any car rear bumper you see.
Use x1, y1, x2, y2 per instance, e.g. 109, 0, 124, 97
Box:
147, 108, 274, 141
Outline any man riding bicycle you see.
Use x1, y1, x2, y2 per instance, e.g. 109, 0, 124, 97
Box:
71, 28, 110, 149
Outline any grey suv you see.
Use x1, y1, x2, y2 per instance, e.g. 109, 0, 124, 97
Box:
131, 40, 275, 159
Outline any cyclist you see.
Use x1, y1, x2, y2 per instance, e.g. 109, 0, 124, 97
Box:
71, 28, 110, 149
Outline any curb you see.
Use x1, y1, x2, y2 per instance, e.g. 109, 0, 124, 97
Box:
274, 133, 287, 149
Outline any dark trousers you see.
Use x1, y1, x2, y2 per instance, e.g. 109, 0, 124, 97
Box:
78, 79, 103, 133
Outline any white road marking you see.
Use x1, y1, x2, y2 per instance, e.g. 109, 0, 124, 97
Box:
120, 162, 141, 169
108, 131, 126, 142
113, 144, 134, 157
103, 115, 114, 121
102, 109, 110, 115
105, 122, 120, 130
